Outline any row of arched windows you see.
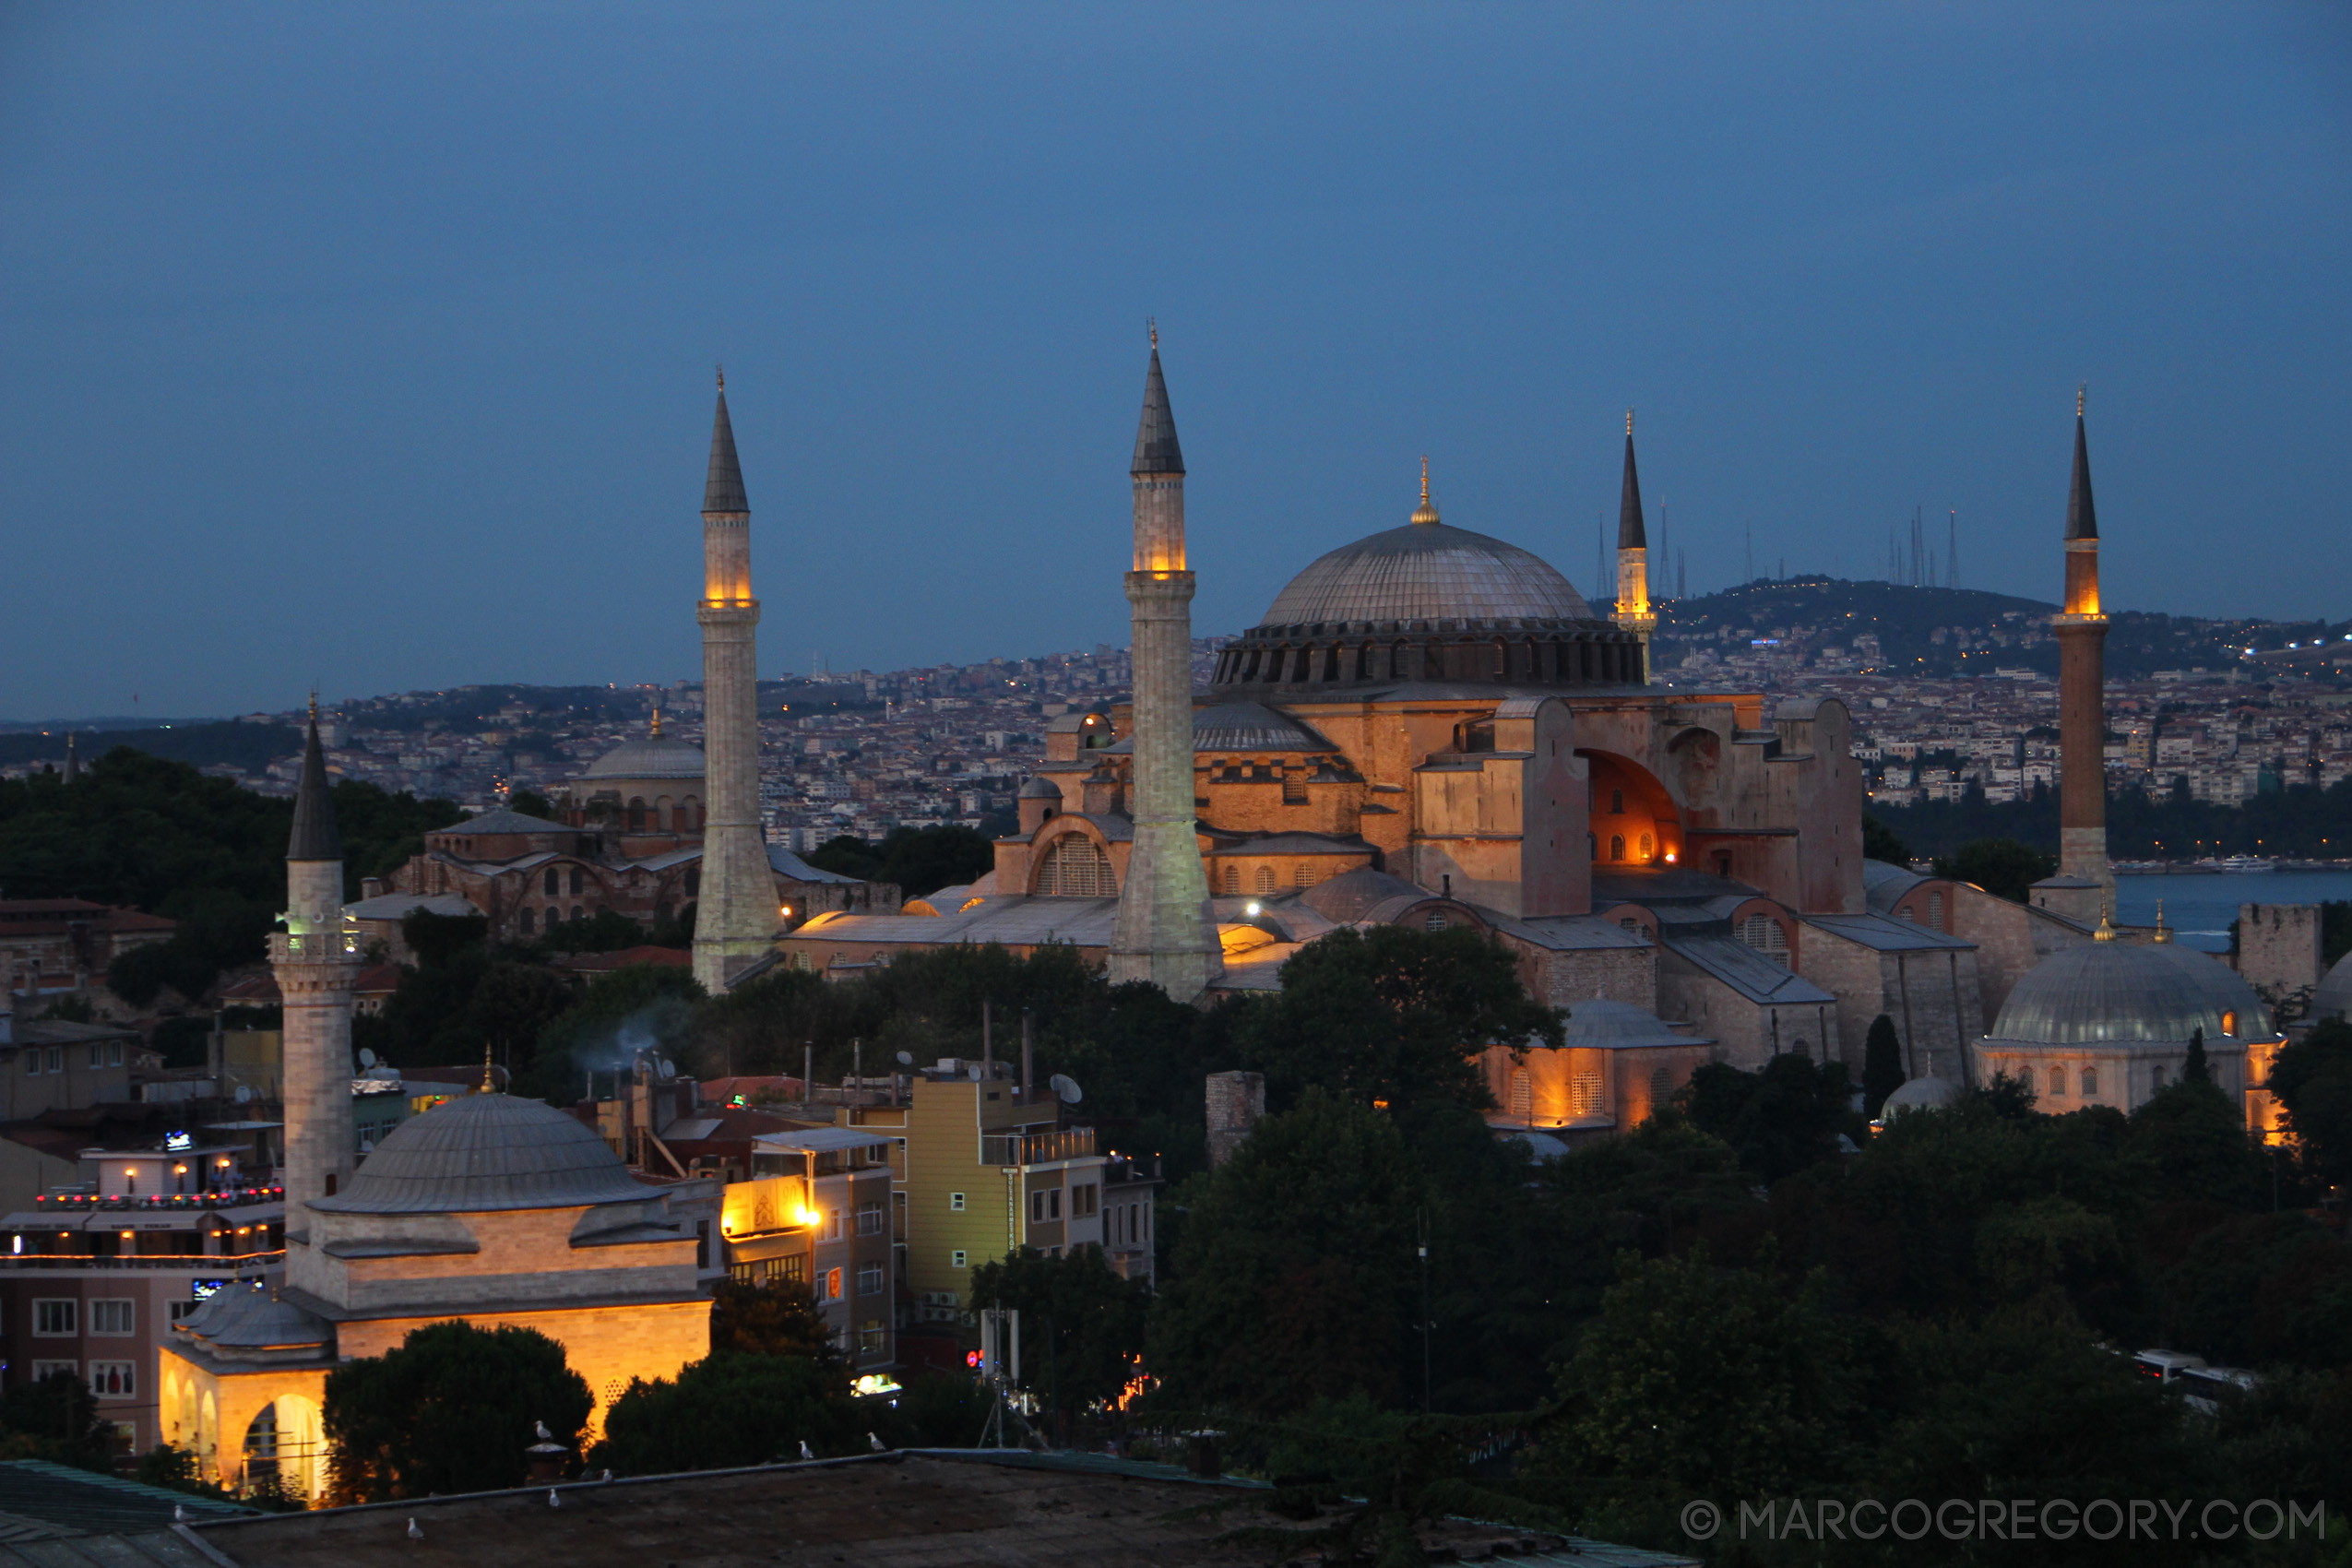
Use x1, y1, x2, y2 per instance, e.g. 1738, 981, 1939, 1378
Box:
1215, 633, 1639, 689
517, 904, 590, 935
624, 795, 702, 833
1034, 835, 1114, 897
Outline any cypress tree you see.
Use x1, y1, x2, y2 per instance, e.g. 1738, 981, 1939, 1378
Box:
2184, 1026, 2210, 1085
1863, 1014, 1906, 1118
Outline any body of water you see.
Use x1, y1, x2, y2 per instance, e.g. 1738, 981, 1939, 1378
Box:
2110, 871, 2352, 954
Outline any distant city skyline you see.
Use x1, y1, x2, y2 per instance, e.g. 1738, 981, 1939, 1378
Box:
2, 3, 2346, 719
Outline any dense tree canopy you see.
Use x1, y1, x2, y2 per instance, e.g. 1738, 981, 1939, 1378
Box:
324, 1323, 591, 1503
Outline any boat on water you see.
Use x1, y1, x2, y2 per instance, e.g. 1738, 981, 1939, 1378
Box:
2215, 856, 2276, 873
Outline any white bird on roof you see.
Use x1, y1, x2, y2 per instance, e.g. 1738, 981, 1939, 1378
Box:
868, 1432, 885, 1453
408, 1517, 424, 1540
549, 1488, 561, 1508
536, 1419, 554, 1441
798, 1440, 814, 1460
173, 1504, 186, 1523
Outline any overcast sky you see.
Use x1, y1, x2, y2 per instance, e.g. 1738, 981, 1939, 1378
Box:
3, 3, 2346, 719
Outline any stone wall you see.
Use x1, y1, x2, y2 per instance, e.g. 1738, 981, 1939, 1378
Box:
2239, 903, 2323, 1020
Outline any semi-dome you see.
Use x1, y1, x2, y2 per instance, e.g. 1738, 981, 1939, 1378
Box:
1260, 520, 1594, 628
310, 1092, 655, 1215
2311, 949, 2352, 1026
583, 731, 707, 781
1881, 1075, 1964, 1117
1990, 938, 2275, 1046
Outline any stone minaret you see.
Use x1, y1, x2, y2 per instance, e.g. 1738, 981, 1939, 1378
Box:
693, 373, 777, 992
1612, 410, 1655, 683
274, 707, 359, 1297
2055, 387, 2110, 900
1108, 333, 1221, 1001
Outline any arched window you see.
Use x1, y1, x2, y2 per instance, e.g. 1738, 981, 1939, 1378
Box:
2048, 1066, 2067, 1097
682, 795, 700, 828
571, 904, 585, 921
1036, 834, 1115, 897
1639, 834, 1654, 861
2152, 1063, 2168, 1090
1293, 862, 1313, 888
1610, 789, 1626, 814
1253, 865, 1276, 894
1221, 864, 1240, 896
1426, 911, 1449, 931
2221, 1010, 2238, 1037
1509, 1068, 1532, 1121
518, 907, 535, 936
570, 867, 584, 896
1739, 913, 1789, 964
626, 797, 647, 831
1928, 891, 1945, 930
1650, 1066, 1672, 1105
543, 867, 560, 897
2081, 1065, 2098, 1097
684, 867, 701, 899
1610, 835, 1626, 861
1570, 1071, 1604, 1117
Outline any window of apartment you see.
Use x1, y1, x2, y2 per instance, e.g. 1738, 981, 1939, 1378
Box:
1029, 1189, 1062, 1224
86, 1044, 102, 1070
88, 1361, 135, 1398
948, 1192, 966, 1212
45, 1049, 60, 1074
823, 1208, 843, 1241
1070, 1183, 1098, 1219
822, 1267, 843, 1302
857, 1263, 884, 1296
858, 1320, 886, 1356
30, 1360, 76, 1382
89, 1300, 133, 1336
951, 1250, 968, 1269
23, 1052, 38, 1076
110, 1042, 123, 1066
856, 1201, 885, 1236
32, 1300, 77, 1336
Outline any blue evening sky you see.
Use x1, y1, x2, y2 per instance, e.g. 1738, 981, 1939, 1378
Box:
2, 4, 2346, 718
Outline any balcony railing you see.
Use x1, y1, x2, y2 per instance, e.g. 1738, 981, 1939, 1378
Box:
0, 1250, 284, 1270
37, 1187, 283, 1213
980, 1128, 1096, 1167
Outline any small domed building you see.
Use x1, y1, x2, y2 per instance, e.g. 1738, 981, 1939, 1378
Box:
161, 1083, 710, 1498
1478, 998, 1716, 1144
2309, 948, 2352, 1030
563, 714, 711, 837
1975, 921, 2283, 1127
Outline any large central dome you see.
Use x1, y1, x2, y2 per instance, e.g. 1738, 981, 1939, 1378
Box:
1259, 520, 1593, 629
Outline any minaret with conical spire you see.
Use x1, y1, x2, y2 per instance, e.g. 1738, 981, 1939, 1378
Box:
693, 370, 778, 992
2054, 386, 2111, 909
1612, 410, 1655, 683
274, 699, 360, 1298
1108, 328, 1220, 1001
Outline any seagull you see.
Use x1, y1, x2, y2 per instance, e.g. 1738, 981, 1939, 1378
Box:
173, 1505, 186, 1523
408, 1518, 423, 1540
600, 1468, 613, 1483
535, 1419, 554, 1442
798, 1440, 814, 1461
548, 1489, 561, 1508
868, 1432, 885, 1453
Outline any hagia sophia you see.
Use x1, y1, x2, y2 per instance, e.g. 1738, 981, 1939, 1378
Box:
167, 345, 2298, 1494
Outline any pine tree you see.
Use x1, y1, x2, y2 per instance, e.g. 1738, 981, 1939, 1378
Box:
2184, 1026, 2210, 1085
1862, 1014, 1906, 1118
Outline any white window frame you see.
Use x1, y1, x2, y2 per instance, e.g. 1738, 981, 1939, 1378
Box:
30, 1359, 76, 1382
948, 1192, 966, 1212
856, 1200, 884, 1237
951, 1250, 968, 1269
856, 1262, 884, 1296
89, 1299, 134, 1336
32, 1299, 77, 1336
88, 1360, 135, 1399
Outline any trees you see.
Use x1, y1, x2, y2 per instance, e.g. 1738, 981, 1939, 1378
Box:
592, 1353, 864, 1475
967, 1246, 1152, 1425
2185, 1025, 2211, 1084
1679, 1053, 1861, 1183
323, 1322, 591, 1503
1860, 812, 1910, 865
1933, 837, 2058, 903
1231, 925, 1562, 1114
709, 1277, 841, 1365
1861, 1013, 1906, 1117
2262, 1021, 2352, 1190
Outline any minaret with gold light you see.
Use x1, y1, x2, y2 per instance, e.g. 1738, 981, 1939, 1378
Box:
692, 370, 778, 992
1613, 410, 1655, 683
1107, 327, 1221, 1001
2054, 386, 2111, 908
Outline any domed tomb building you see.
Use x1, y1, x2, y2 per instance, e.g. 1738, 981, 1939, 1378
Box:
1976, 916, 2285, 1129
162, 737, 712, 1500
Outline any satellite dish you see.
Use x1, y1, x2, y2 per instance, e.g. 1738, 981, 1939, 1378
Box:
358, 1048, 377, 1068
967, 1064, 982, 1081
657, 1058, 676, 1081
233, 1086, 252, 1105
1049, 1074, 1083, 1106
895, 1051, 914, 1067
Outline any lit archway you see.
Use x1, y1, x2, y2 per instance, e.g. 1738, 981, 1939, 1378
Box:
1578, 751, 1682, 868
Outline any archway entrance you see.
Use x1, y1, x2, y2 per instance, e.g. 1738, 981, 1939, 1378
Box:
1578, 751, 1682, 869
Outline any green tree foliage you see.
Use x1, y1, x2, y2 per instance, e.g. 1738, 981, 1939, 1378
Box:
540, 908, 656, 954
1861, 1014, 1905, 1117
1233, 925, 1562, 1114
1877, 775, 2352, 861
2184, 1025, 2210, 1083
2264, 1020, 2352, 1190
590, 1354, 864, 1474
709, 1277, 840, 1366
0, 1372, 118, 1470
1932, 837, 2058, 903
2128, 1074, 2261, 1206
967, 1246, 1152, 1422
323, 1322, 591, 1503
804, 825, 995, 897
518, 962, 705, 1100
508, 790, 555, 818
1679, 1054, 1862, 1182
1860, 812, 1910, 865
2158, 1211, 2352, 1368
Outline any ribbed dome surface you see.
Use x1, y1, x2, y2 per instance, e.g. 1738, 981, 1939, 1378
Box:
2311, 950, 2352, 1025
1882, 1075, 1964, 1115
311, 1093, 653, 1214
1990, 941, 2274, 1045
583, 734, 707, 780
1260, 522, 1593, 627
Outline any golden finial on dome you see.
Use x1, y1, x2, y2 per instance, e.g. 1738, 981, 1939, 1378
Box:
1411, 457, 1439, 526
2153, 898, 2172, 943
481, 1041, 497, 1094
2094, 893, 2117, 942
650, 707, 662, 739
